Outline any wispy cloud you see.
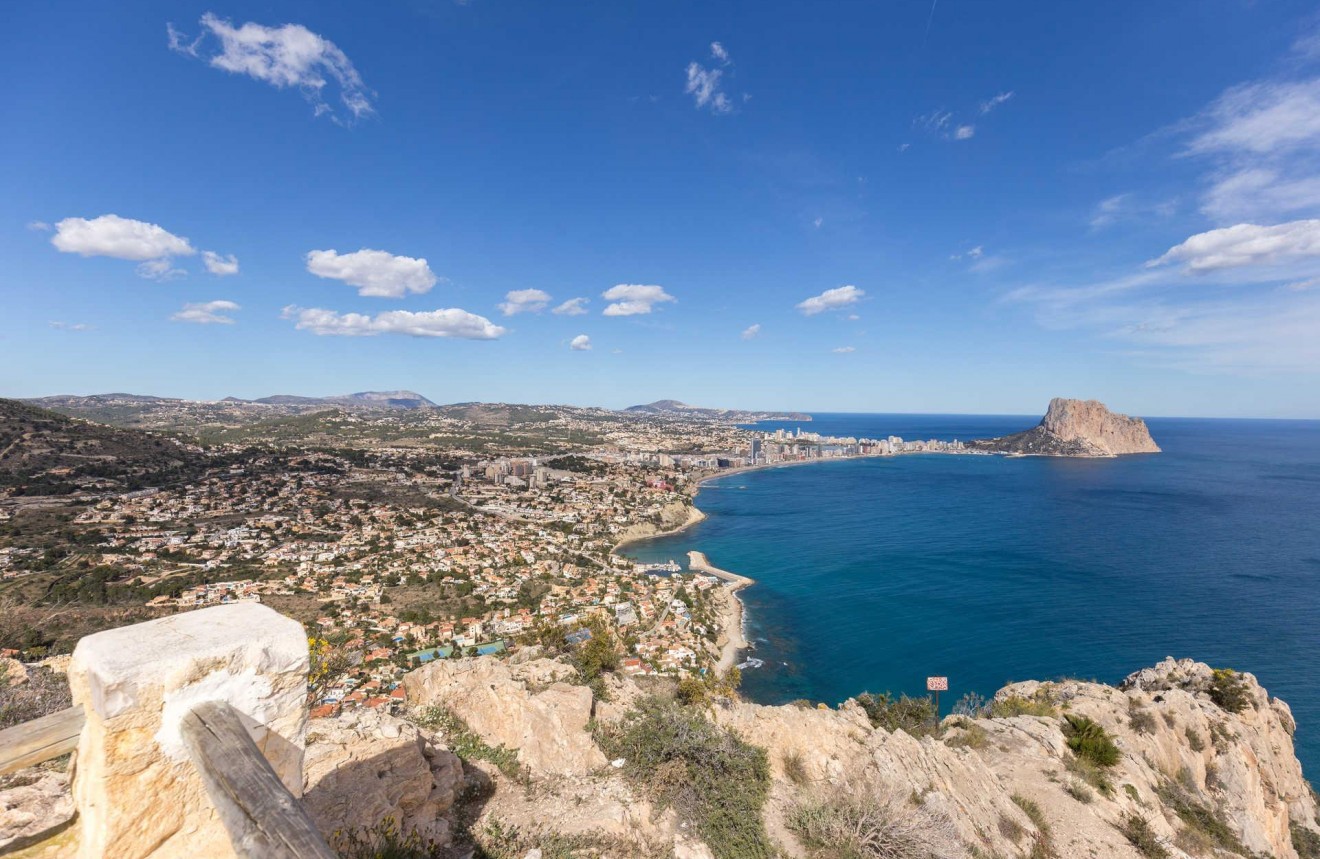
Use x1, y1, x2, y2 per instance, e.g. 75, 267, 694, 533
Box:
552, 297, 589, 316
685, 42, 736, 114
282, 305, 505, 339
832, 345, 856, 353
797, 285, 864, 315
305, 248, 437, 298
173, 300, 240, 324
202, 251, 239, 276
168, 13, 374, 123
979, 91, 1014, 115
741, 323, 761, 340
48, 321, 91, 332
498, 288, 551, 316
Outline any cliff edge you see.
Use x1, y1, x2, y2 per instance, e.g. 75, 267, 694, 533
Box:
971, 397, 1161, 457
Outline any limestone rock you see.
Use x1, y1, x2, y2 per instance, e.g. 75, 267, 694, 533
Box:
67, 603, 309, 859
0, 769, 74, 853
404, 657, 606, 776
303, 708, 462, 846
971, 397, 1160, 456
1, 658, 28, 686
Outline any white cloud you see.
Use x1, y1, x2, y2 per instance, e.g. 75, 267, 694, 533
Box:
601, 284, 676, 316
305, 248, 437, 298
1188, 80, 1320, 156
954, 124, 975, 140
1149, 219, 1320, 273
1090, 194, 1131, 229
979, 91, 1014, 115
832, 346, 856, 353
569, 334, 592, 351
51, 214, 195, 261
172, 300, 240, 324
202, 250, 240, 276
137, 259, 188, 281
48, 321, 90, 331
552, 297, 589, 316
710, 42, 730, 64
282, 306, 506, 339
915, 110, 952, 134
498, 288, 551, 316
27, 221, 50, 232
169, 13, 373, 122
685, 62, 732, 114
741, 323, 761, 340
796, 285, 864, 315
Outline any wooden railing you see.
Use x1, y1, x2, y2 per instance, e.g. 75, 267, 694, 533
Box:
0, 700, 334, 859
0, 705, 84, 776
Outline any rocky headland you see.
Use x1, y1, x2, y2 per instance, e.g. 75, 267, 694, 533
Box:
971, 397, 1161, 457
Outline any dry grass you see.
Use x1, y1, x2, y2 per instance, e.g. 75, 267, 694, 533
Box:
788, 786, 966, 859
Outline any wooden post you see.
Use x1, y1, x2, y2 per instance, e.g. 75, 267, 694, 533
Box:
180, 700, 335, 859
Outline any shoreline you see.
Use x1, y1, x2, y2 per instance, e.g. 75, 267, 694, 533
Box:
687, 550, 753, 674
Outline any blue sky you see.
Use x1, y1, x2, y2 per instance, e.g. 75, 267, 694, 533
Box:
4, 1, 1320, 417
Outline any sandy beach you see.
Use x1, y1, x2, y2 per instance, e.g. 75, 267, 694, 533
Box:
688, 550, 753, 673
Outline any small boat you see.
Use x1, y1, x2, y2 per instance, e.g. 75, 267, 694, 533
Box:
736, 657, 765, 670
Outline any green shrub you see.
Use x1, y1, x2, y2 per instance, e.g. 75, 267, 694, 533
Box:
1061, 714, 1121, 768
411, 705, 523, 780
1065, 754, 1114, 796
596, 697, 772, 859
951, 692, 989, 717
1128, 700, 1157, 735
1293, 823, 1320, 859
990, 690, 1058, 718
1155, 780, 1247, 855
1065, 780, 1094, 804
1208, 668, 1252, 714
855, 691, 937, 737
944, 719, 989, 750
1011, 794, 1056, 859
333, 817, 444, 859
1120, 814, 1169, 859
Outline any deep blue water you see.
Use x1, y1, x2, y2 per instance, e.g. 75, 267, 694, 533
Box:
626, 414, 1320, 775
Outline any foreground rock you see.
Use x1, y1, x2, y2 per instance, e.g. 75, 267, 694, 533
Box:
971, 397, 1160, 456
302, 708, 462, 847
403, 656, 607, 776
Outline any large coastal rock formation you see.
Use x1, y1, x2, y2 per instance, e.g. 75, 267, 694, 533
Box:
972, 397, 1160, 456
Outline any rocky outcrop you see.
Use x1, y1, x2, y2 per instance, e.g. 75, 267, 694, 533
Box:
403, 656, 607, 776
412, 654, 1317, 859
302, 708, 462, 846
612, 501, 705, 548
971, 397, 1160, 456
0, 769, 74, 853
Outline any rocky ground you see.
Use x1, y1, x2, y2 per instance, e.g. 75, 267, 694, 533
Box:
5, 655, 1319, 859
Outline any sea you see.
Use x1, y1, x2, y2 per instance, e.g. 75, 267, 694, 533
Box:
624, 413, 1320, 776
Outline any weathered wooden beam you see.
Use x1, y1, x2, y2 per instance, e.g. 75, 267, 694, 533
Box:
180, 700, 336, 859
0, 705, 84, 776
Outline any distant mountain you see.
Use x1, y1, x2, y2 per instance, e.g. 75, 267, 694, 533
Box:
625, 400, 812, 422
0, 398, 208, 496
968, 398, 1160, 457
250, 391, 436, 409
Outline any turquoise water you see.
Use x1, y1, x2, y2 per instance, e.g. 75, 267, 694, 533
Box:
626, 414, 1320, 775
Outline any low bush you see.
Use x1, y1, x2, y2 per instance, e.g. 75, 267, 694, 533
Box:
1128, 700, 1157, 735
411, 705, 523, 780
1293, 823, 1320, 859
951, 692, 989, 717
789, 789, 964, 859
1011, 794, 1056, 859
855, 692, 937, 737
1065, 779, 1094, 804
1064, 753, 1114, 796
1061, 714, 1121, 768
781, 749, 810, 786
1185, 727, 1205, 752
0, 665, 72, 730
990, 690, 1058, 719
1208, 668, 1252, 714
474, 818, 671, 859
944, 719, 989, 750
1120, 814, 1169, 859
595, 697, 772, 859
333, 817, 444, 859
1155, 780, 1248, 855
